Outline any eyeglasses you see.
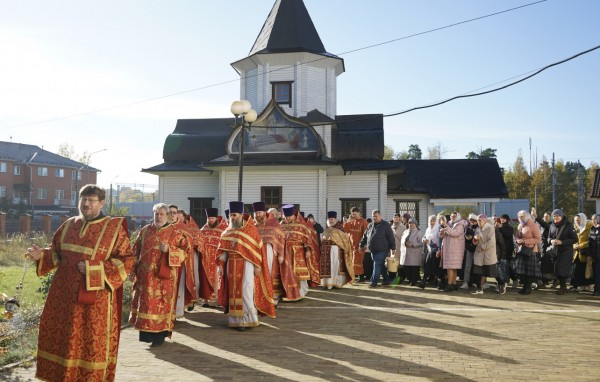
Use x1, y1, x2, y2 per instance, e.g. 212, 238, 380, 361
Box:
80, 197, 100, 204
169, 211, 178, 215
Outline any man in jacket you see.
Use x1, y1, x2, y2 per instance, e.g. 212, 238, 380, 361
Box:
360, 210, 396, 288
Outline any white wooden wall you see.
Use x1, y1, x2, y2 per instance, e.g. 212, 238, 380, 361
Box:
158, 172, 220, 212
327, 172, 382, 219
219, 166, 327, 222
242, 62, 333, 120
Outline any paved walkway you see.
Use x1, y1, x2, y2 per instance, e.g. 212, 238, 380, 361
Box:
3, 283, 600, 381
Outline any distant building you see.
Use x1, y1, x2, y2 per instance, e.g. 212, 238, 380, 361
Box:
143, 0, 508, 226
0, 141, 98, 214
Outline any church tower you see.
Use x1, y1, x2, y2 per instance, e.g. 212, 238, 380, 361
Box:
231, 0, 345, 119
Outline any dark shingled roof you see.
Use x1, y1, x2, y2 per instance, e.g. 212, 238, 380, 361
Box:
341, 159, 508, 199
0, 141, 98, 171
163, 119, 232, 163
591, 169, 600, 199
332, 115, 384, 160
248, 0, 339, 58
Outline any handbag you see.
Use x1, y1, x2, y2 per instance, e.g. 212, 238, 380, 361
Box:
496, 259, 509, 283
386, 257, 399, 272
516, 245, 533, 257
545, 223, 567, 259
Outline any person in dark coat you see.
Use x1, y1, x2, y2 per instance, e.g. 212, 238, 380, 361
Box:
543, 209, 578, 295
360, 210, 396, 288
499, 214, 516, 287
494, 218, 508, 293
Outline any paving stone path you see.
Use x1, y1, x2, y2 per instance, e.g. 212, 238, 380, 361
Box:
3, 283, 600, 381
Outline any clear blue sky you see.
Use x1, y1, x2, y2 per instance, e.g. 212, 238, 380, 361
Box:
2, 0, 599, 188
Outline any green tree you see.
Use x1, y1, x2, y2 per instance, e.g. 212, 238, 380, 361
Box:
503, 153, 531, 199
529, 158, 552, 213
407, 144, 422, 160
466, 147, 497, 159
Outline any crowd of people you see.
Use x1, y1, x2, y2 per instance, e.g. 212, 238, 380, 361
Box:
25, 183, 600, 381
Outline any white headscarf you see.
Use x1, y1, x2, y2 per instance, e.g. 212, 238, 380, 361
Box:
424, 214, 441, 248
575, 213, 587, 233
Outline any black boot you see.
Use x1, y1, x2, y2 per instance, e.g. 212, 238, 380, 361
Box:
555, 278, 567, 295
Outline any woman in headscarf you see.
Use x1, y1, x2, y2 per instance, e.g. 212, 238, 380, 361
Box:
513, 210, 541, 295
547, 209, 578, 295
439, 211, 465, 291
399, 218, 423, 286
419, 215, 441, 289
471, 214, 498, 295
571, 213, 594, 292
589, 214, 600, 296
390, 213, 406, 282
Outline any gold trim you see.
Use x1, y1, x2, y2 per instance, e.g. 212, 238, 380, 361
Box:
137, 311, 173, 320
113, 258, 128, 283
90, 218, 111, 260
85, 262, 106, 291
37, 350, 113, 370
62, 243, 94, 256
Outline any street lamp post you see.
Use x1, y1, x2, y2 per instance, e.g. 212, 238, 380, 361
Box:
26, 152, 38, 215
230, 100, 257, 202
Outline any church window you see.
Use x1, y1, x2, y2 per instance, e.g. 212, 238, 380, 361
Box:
272, 82, 292, 107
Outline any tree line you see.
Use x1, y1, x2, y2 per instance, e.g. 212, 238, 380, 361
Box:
384, 144, 598, 218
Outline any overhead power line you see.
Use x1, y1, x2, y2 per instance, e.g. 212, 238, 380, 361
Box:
383, 43, 600, 118
6, 0, 547, 130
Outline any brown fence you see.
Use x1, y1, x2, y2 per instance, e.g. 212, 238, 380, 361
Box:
0, 213, 144, 237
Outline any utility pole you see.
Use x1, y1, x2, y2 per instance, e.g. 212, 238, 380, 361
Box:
577, 160, 585, 212
551, 153, 556, 210
529, 137, 532, 176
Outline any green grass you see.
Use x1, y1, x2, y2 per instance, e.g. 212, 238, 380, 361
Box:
0, 233, 135, 367
0, 266, 45, 367
0, 266, 45, 308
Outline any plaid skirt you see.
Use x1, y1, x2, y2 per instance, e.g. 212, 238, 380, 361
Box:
514, 252, 542, 278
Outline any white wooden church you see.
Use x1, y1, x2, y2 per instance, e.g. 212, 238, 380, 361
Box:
143, 0, 508, 226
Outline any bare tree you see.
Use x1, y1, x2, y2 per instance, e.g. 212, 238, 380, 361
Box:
426, 142, 448, 159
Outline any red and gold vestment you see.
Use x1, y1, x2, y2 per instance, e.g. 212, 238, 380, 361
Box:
199, 217, 228, 300
129, 223, 191, 335
343, 217, 369, 275
217, 215, 276, 321
35, 216, 133, 382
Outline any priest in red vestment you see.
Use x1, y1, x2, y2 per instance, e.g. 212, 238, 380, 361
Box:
343, 207, 369, 281
27, 184, 134, 382
168, 205, 198, 315
321, 211, 355, 289
280, 204, 320, 300
199, 208, 229, 307
129, 203, 192, 347
217, 201, 276, 331
252, 201, 289, 305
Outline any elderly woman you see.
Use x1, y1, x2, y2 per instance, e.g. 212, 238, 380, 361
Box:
470, 214, 498, 295
514, 210, 542, 295
439, 211, 466, 292
545, 209, 578, 295
571, 213, 594, 292
589, 214, 600, 296
390, 213, 406, 281
399, 218, 423, 286
419, 215, 441, 289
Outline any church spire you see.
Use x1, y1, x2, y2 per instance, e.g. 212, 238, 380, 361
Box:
248, 0, 336, 58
